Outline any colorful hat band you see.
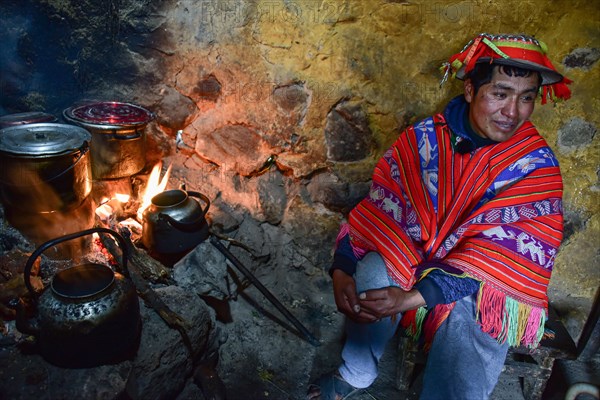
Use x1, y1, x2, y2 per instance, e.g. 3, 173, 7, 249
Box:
442, 33, 572, 105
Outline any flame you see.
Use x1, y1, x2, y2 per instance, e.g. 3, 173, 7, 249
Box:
95, 193, 133, 223
95, 203, 114, 221
115, 193, 130, 203
93, 163, 172, 229
137, 163, 172, 220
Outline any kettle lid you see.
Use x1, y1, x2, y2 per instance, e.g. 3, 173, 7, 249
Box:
51, 264, 115, 298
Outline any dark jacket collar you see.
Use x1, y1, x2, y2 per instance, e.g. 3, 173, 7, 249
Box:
443, 95, 497, 154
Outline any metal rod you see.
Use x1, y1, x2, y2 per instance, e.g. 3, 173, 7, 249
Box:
210, 236, 321, 347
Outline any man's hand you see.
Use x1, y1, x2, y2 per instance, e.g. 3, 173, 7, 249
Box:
332, 270, 426, 323
332, 269, 378, 323
357, 287, 426, 320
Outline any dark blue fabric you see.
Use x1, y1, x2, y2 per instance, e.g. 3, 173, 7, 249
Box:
443, 95, 497, 153
414, 278, 445, 307
416, 270, 480, 307
414, 260, 480, 307
330, 235, 358, 277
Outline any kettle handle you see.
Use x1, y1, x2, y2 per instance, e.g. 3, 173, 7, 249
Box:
187, 191, 210, 216
158, 191, 210, 233
23, 227, 128, 297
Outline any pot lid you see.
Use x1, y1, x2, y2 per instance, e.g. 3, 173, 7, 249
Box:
0, 111, 57, 129
64, 101, 155, 128
52, 264, 115, 299
0, 123, 91, 156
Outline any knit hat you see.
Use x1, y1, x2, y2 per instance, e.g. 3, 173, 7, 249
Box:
441, 33, 572, 104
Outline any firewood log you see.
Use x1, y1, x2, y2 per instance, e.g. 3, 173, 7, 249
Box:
94, 216, 171, 284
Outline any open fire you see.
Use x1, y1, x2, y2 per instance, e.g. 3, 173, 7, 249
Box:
95, 162, 172, 241
137, 163, 172, 221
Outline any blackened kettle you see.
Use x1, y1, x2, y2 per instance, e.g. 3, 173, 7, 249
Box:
141, 189, 210, 256
11, 227, 141, 368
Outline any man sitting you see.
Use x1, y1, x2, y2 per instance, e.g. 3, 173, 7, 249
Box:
307, 33, 572, 400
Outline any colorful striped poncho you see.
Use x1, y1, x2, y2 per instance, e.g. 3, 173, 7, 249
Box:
346, 114, 563, 349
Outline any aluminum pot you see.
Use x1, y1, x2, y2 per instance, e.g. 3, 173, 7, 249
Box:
142, 189, 210, 255
0, 123, 92, 213
63, 101, 154, 180
10, 227, 141, 368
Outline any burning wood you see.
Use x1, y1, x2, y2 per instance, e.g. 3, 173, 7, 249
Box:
95, 215, 170, 284
95, 196, 142, 225
94, 162, 171, 244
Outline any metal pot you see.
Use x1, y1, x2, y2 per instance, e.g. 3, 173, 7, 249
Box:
63, 101, 154, 180
11, 227, 141, 368
142, 189, 210, 255
0, 123, 92, 213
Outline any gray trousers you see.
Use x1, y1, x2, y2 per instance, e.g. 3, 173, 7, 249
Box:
338, 252, 509, 399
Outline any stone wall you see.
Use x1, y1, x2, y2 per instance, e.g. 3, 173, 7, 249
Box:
1, 0, 598, 342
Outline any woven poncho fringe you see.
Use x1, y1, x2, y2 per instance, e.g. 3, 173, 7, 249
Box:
346, 114, 563, 349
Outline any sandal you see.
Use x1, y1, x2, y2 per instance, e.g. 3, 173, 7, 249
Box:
306, 371, 362, 400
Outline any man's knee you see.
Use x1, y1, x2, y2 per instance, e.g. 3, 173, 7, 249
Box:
354, 252, 398, 293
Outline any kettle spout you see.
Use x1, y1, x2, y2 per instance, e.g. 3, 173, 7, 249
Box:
8, 297, 40, 336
